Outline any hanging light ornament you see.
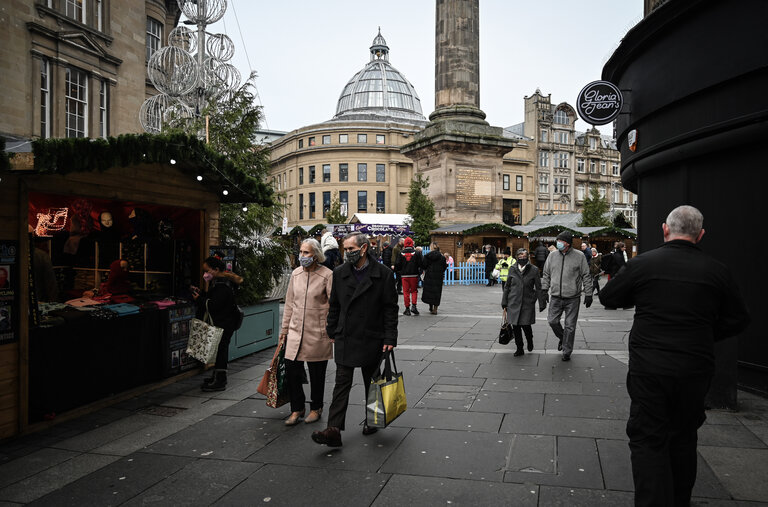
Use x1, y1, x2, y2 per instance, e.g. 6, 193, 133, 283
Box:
140, 0, 238, 134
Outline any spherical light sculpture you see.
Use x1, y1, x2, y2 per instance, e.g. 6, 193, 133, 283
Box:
206, 33, 235, 62
168, 25, 197, 54
177, 0, 227, 24
147, 46, 199, 97
139, 95, 193, 133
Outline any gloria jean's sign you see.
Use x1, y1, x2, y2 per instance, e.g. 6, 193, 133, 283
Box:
576, 80, 623, 126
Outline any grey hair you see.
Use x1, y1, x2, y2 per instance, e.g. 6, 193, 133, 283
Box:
665, 205, 703, 238
516, 248, 529, 257
430, 243, 440, 251
342, 231, 370, 250
301, 238, 326, 263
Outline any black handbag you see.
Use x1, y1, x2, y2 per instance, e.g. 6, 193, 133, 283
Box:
498, 309, 513, 345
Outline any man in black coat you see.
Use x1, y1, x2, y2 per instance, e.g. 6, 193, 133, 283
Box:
312, 232, 398, 447
484, 245, 498, 286
533, 242, 549, 274
599, 205, 750, 507
381, 241, 392, 268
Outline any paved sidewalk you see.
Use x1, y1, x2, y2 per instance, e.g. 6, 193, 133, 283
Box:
1, 285, 766, 506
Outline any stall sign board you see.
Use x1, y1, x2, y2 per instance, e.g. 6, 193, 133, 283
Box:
354, 224, 412, 236
576, 80, 624, 126
167, 303, 197, 375
0, 241, 19, 344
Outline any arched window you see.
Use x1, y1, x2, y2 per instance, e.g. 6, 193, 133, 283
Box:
554, 109, 569, 125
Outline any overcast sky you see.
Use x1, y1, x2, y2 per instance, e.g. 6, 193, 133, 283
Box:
204, 1, 644, 136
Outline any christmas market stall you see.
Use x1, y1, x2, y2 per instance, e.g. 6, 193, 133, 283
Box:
0, 133, 273, 438
430, 223, 526, 262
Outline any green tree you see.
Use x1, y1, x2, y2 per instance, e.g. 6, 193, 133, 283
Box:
170, 74, 288, 304
324, 191, 346, 225
580, 185, 611, 227
405, 174, 439, 246
613, 211, 633, 229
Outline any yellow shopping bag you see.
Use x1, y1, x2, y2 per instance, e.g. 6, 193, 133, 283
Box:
366, 350, 407, 428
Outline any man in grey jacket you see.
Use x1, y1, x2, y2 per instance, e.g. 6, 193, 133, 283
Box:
541, 231, 592, 361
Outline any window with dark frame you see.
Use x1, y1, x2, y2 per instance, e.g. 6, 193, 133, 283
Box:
323, 164, 331, 182
376, 163, 385, 182
146, 17, 162, 62
309, 137, 316, 146
502, 174, 510, 191
516, 175, 523, 192
357, 191, 367, 212
339, 163, 348, 182
298, 139, 304, 148
322, 135, 331, 145
357, 133, 367, 143
323, 191, 331, 218
40, 58, 50, 139
357, 163, 367, 182
309, 192, 316, 219
99, 80, 108, 138
65, 67, 88, 138
299, 167, 304, 185
376, 191, 385, 213
66, 0, 86, 23
339, 191, 348, 217
376, 134, 385, 144
309, 166, 315, 183
299, 194, 304, 219
339, 134, 348, 144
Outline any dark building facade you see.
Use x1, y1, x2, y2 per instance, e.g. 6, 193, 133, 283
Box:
603, 0, 766, 407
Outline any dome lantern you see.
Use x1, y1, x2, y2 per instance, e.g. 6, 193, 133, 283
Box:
370, 27, 389, 62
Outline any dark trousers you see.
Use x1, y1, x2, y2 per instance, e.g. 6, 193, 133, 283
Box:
395, 274, 402, 293
512, 325, 532, 350
285, 358, 328, 412
214, 328, 235, 370
626, 372, 711, 507
592, 274, 601, 295
327, 361, 379, 431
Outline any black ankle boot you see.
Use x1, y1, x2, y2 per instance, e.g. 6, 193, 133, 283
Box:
201, 370, 216, 387
202, 370, 227, 392
411, 305, 419, 315
526, 336, 534, 352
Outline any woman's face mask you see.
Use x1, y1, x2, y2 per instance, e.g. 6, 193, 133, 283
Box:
517, 257, 529, 266
299, 255, 314, 268
556, 241, 566, 251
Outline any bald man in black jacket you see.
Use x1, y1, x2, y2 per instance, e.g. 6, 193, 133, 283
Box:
600, 205, 749, 507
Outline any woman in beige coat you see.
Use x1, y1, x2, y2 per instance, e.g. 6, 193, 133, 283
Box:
280, 238, 334, 425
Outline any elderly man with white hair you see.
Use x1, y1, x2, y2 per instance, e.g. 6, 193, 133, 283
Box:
600, 205, 750, 507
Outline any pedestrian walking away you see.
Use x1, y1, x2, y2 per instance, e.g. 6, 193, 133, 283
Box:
501, 248, 545, 356
320, 231, 342, 270
484, 245, 498, 286
534, 241, 549, 274
599, 205, 750, 507
280, 238, 334, 426
541, 231, 592, 361
590, 248, 603, 295
395, 237, 422, 315
391, 237, 405, 294
191, 256, 243, 391
312, 232, 398, 448
421, 243, 447, 315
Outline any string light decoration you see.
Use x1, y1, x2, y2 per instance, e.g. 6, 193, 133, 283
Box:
140, 0, 240, 134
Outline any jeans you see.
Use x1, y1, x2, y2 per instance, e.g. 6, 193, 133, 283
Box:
327, 361, 379, 431
626, 373, 711, 507
547, 296, 580, 355
285, 359, 328, 412
214, 328, 235, 370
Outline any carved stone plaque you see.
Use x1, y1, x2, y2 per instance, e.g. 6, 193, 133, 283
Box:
456, 167, 493, 210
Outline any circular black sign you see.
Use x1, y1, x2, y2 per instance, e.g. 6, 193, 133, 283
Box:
576, 81, 623, 126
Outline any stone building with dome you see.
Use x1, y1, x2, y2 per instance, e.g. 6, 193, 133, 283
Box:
269, 30, 536, 229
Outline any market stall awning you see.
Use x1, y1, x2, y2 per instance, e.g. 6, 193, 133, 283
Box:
431, 222, 526, 237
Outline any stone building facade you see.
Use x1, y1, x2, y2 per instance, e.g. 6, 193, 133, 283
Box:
270, 30, 537, 230
0, 0, 180, 142
509, 90, 636, 226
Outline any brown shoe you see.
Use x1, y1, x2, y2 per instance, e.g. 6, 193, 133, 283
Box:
304, 408, 322, 424
284, 410, 305, 426
311, 426, 342, 447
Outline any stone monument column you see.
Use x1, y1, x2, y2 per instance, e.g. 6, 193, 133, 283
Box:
401, 0, 517, 224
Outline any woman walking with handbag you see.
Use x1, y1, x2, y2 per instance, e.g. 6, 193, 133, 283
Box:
421, 243, 447, 314
192, 257, 242, 391
501, 249, 546, 356
280, 238, 334, 426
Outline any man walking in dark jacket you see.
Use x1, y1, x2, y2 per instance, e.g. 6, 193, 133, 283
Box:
600, 205, 749, 507
312, 232, 398, 447
381, 241, 392, 268
534, 242, 549, 275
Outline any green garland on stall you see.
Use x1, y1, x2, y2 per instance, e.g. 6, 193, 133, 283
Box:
0, 138, 10, 172
288, 225, 306, 237
307, 224, 326, 237
588, 225, 637, 239
461, 223, 525, 237
30, 133, 273, 205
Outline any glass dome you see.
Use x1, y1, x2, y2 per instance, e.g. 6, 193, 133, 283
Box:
333, 30, 427, 125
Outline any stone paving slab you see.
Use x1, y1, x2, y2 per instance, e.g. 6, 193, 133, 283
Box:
471, 391, 544, 415
543, 393, 630, 420
500, 413, 628, 441
27, 453, 193, 507
380, 429, 511, 481
483, 379, 582, 395
538, 485, 634, 506
143, 415, 288, 461
121, 459, 261, 507
391, 408, 503, 433
0, 448, 79, 489
213, 463, 389, 507
0, 453, 120, 504
503, 436, 604, 489
699, 446, 768, 502
372, 474, 539, 507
